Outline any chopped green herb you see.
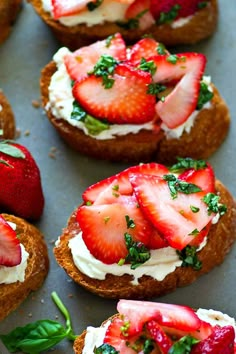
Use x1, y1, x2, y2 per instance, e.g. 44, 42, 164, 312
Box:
177, 245, 202, 270
87, 0, 103, 11
147, 83, 167, 96
163, 174, 202, 199
130, 337, 155, 354
188, 228, 199, 236
203, 193, 227, 216
198, 1, 208, 9
157, 4, 181, 24
94, 343, 119, 354
89, 54, 118, 89
112, 191, 120, 198
138, 58, 157, 75
190, 205, 200, 213
169, 157, 207, 173
120, 321, 130, 336
169, 335, 200, 354
157, 43, 167, 55
86, 201, 92, 206
197, 81, 214, 110
112, 184, 119, 191
104, 216, 110, 224
105, 34, 115, 47
116, 9, 148, 29
120, 233, 150, 269
125, 215, 136, 229
166, 54, 178, 64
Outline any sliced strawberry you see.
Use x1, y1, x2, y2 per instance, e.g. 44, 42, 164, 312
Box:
151, 53, 206, 129
125, 0, 155, 30
117, 300, 201, 335
146, 320, 173, 353
76, 197, 154, 264
64, 33, 126, 81
0, 215, 21, 267
82, 163, 169, 204
104, 317, 137, 354
150, 0, 208, 21
130, 174, 214, 250
73, 63, 156, 124
179, 163, 215, 194
129, 37, 169, 66
191, 325, 235, 353
52, 0, 91, 19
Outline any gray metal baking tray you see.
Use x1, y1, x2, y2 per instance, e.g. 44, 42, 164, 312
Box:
0, 1, 235, 353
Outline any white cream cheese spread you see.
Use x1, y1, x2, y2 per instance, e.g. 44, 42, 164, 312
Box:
81, 309, 236, 353
0, 222, 29, 284
47, 47, 212, 141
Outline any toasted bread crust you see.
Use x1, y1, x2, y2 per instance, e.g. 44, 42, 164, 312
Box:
54, 181, 236, 300
0, 91, 16, 139
0, 214, 49, 321
28, 0, 218, 49
0, 0, 22, 44
40, 61, 230, 164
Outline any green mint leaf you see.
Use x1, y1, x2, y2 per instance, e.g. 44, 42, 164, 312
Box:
94, 343, 119, 353
87, 0, 103, 11
177, 246, 202, 270
71, 100, 87, 121
190, 205, 200, 213
163, 174, 202, 199
147, 83, 167, 96
188, 228, 199, 236
157, 43, 167, 55
105, 34, 115, 47
157, 4, 181, 24
169, 157, 207, 173
125, 215, 135, 229
123, 233, 150, 269
169, 335, 200, 354
203, 193, 227, 216
197, 81, 214, 110
116, 9, 148, 29
89, 54, 118, 89
166, 54, 178, 64
0, 141, 25, 159
138, 58, 157, 75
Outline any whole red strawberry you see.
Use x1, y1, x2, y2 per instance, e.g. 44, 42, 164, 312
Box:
150, 0, 209, 22
0, 141, 44, 220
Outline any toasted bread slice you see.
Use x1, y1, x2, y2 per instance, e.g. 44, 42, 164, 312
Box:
0, 91, 15, 139
40, 61, 230, 164
0, 214, 49, 321
0, 0, 22, 44
54, 180, 236, 299
28, 0, 218, 49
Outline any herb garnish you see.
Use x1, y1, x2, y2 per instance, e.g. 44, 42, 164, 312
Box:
87, 0, 103, 11
198, 1, 208, 9
169, 157, 207, 173
94, 343, 119, 353
197, 81, 214, 110
169, 335, 200, 353
177, 245, 202, 270
89, 54, 118, 89
203, 193, 227, 216
157, 43, 167, 55
138, 58, 157, 75
163, 174, 202, 199
71, 101, 109, 135
116, 9, 148, 29
0, 292, 77, 353
157, 4, 181, 24
147, 83, 167, 96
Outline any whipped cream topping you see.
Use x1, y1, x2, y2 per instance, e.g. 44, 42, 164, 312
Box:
68, 231, 185, 285
82, 309, 236, 353
47, 47, 212, 141
0, 222, 29, 284
42, 0, 130, 27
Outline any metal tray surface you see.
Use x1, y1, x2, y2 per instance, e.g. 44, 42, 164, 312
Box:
0, 1, 235, 353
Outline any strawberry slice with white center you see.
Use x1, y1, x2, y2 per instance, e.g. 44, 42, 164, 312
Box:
52, 0, 91, 19
129, 37, 169, 66
117, 300, 201, 335
73, 62, 156, 124
0, 215, 21, 267
125, 0, 155, 30
150, 53, 206, 129
64, 33, 126, 81
76, 196, 154, 264
130, 174, 214, 250
82, 162, 169, 203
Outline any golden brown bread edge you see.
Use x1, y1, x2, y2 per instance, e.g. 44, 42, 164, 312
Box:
0, 91, 16, 139
41, 61, 230, 164
0, 214, 49, 321
28, 0, 218, 49
0, 0, 22, 44
54, 180, 236, 300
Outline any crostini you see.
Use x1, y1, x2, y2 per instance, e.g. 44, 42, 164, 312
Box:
0, 0, 22, 44
41, 34, 230, 164
54, 158, 236, 299
0, 91, 15, 139
29, 0, 218, 49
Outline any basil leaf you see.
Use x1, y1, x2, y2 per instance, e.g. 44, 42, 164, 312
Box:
170, 157, 207, 173
0, 320, 67, 353
197, 81, 214, 110
169, 335, 199, 353
177, 246, 202, 270
163, 174, 202, 199
0, 141, 25, 158
121, 232, 150, 269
